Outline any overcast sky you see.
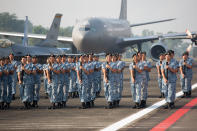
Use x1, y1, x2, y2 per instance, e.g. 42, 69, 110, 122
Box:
0, 0, 196, 35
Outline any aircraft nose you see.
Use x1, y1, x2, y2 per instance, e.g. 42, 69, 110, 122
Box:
72, 26, 88, 51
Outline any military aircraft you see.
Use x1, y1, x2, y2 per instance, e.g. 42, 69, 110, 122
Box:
0, 0, 196, 60
0, 14, 70, 57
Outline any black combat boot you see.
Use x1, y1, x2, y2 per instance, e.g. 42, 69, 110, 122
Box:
86, 102, 91, 108
57, 102, 62, 108
163, 102, 169, 109
188, 91, 191, 97
62, 101, 66, 108
12, 94, 15, 100
24, 102, 28, 110
32, 101, 36, 107
181, 92, 186, 98
117, 100, 120, 107
79, 102, 86, 109
169, 102, 175, 109
185, 92, 190, 98
112, 101, 116, 108
5, 103, 10, 109
91, 100, 94, 107
140, 100, 145, 108
35, 101, 38, 108
27, 102, 31, 109
0, 102, 3, 110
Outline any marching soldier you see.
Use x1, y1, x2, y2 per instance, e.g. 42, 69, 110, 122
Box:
93, 55, 102, 97
32, 56, 43, 108
5, 57, 15, 109
110, 54, 119, 107
9, 53, 18, 100
88, 54, 95, 107
102, 54, 111, 108
179, 52, 193, 98
18, 55, 36, 109
0, 57, 9, 109
26, 55, 36, 105
129, 54, 144, 109
156, 53, 165, 98
140, 52, 152, 108
46, 55, 60, 109
76, 55, 90, 109
43, 58, 50, 98
117, 54, 125, 106
68, 56, 77, 98
61, 55, 70, 107
161, 52, 177, 109
102, 54, 118, 109
56, 55, 64, 108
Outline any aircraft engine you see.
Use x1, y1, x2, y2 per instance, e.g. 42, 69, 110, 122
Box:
150, 42, 166, 61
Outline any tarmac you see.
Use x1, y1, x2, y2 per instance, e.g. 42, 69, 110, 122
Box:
0, 62, 197, 131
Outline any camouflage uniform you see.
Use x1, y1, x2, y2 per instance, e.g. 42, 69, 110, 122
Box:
117, 60, 125, 101
47, 63, 60, 103
161, 60, 177, 104
76, 62, 89, 103
129, 62, 144, 104
10, 60, 18, 97
32, 63, 43, 102
179, 57, 193, 94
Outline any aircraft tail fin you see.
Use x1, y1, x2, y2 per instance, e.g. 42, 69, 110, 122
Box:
22, 16, 28, 47
46, 13, 62, 41
119, 0, 127, 20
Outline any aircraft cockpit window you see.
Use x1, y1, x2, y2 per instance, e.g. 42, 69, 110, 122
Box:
79, 25, 96, 32
85, 26, 91, 31
0, 39, 13, 48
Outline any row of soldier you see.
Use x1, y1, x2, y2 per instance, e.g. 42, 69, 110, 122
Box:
0, 50, 194, 110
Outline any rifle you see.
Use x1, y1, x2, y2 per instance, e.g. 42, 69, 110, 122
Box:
21, 64, 24, 83
80, 62, 82, 83
133, 62, 136, 80
159, 61, 162, 78
49, 62, 52, 81
166, 62, 169, 81
183, 60, 186, 76
106, 62, 109, 81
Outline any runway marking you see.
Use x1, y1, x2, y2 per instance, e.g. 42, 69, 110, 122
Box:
150, 97, 197, 131
100, 83, 197, 131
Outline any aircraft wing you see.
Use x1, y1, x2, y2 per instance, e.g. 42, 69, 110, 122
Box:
0, 32, 73, 43
120, 31, 197, 47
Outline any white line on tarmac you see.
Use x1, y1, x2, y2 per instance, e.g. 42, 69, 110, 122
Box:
101, 83, 197, 131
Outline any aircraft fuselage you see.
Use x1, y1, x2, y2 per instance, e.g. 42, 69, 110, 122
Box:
72, 18, 131, 53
